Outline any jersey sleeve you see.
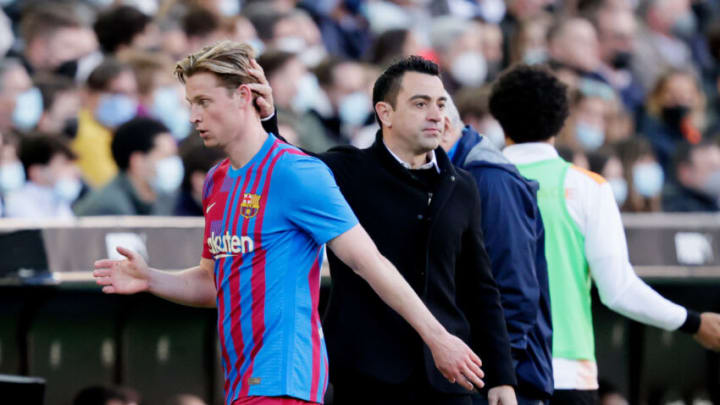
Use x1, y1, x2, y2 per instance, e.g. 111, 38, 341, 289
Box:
279, 154, 358, 245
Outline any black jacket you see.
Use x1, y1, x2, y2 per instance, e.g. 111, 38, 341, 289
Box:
318, 132, 516, 393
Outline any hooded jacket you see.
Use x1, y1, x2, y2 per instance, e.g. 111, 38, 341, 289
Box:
450, 126, 553, 398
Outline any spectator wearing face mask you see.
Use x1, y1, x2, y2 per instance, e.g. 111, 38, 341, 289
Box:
257, 50, 332, 152
632, 0, 699, 93
309, 57, 374, 142
588, 6, 646, 116
35, 74, 82, 138
557, 79, 616, 153
430, 16, 488, 93
501, 0, 554, 67
588, 148, 628, 207
616, 137, 665, 212
4, 134, 82, 219
508, 13, 552, 66
547, 17, 605, 83
454, 86, 506, 150
73, 58, 139, 188
639, 69, 706, 176
119, 50, 192, 141
15, 2, 98, 77
0, 58, 43, 134
74, 117, 182, 216
663, 140, 720, 212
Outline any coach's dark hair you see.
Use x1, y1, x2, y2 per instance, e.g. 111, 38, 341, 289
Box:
489, 64, 569, 143
111, 117, 169, 171
372, 55, 440, 125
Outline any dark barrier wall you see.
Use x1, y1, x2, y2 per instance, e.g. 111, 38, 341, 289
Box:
0, 215, 719, 404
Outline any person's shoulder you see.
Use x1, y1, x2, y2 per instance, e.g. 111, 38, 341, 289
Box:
318, 144, 365, 166
566, 165, 612, 203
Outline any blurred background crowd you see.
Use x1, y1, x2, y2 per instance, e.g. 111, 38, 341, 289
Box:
1, 0, 720, 219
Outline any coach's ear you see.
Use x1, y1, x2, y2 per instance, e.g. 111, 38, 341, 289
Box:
375, 101, 393, 128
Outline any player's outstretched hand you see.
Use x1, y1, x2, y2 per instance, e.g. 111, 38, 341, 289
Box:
247, 59, 275, 120
93, 247, 151, 295
695, 312, 720, 351
428, 331, 484, 391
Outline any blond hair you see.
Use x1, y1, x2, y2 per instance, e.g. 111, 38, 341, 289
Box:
174, 40, 257, 91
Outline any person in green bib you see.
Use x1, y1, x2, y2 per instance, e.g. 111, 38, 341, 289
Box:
487, 64, 720, 405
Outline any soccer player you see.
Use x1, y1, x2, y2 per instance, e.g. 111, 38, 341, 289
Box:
92, 41, 484, 405
489, 64, 720, 405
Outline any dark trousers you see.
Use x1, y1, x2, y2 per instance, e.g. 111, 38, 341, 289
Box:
332, 369, 472, 405
473, 393, 549, 405
550, 389, 598, 405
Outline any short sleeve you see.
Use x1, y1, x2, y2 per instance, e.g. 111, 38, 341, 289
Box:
279, 155, 358, 244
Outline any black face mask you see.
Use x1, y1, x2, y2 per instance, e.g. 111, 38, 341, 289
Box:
610, 51, 633, 70
62, 117, 78, 139
54, 59, 78, 80
661, 105, 690, 131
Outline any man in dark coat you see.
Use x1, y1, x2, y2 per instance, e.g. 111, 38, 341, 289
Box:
318, 56, 516, 405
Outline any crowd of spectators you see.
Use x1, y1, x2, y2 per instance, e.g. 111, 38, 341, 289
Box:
1, 0, 720, 218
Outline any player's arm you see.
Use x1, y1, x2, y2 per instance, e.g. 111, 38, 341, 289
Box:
584, 180, 720, 350
327, 224, 485, 391
93, 246, 217, 308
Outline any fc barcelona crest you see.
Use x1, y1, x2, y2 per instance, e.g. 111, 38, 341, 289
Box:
240, 193, 261, 218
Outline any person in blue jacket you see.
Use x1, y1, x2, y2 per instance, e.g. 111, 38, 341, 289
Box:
440, 95, 554, 405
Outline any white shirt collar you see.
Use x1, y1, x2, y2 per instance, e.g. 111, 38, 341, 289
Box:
383, 141, 441, 173
502, 142, 558, 165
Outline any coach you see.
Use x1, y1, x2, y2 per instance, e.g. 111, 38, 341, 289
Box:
317, 57, 516, 404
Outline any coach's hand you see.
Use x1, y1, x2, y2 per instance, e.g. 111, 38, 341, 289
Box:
428, 331, 484, 391
93, 247, 151, 294
247, 59, 275, 120
488, 385, 517, 405
695, 312, 720, 351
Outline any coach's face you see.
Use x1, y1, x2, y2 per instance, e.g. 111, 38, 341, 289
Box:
185, 72, 253, 148
379, 72, 447, 155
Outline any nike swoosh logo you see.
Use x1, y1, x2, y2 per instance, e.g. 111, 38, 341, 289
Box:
206, 202, 216, 214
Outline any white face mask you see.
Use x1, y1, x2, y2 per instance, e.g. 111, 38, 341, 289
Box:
292, 73, 322, 114
152, 156, 184, 194
480, 119, 505, 150
608, 177, 628, 206
0, 161, 25, 194
633, 162, 664, 198
338, 92, 372, 127
151, 86, 192, 141
54, 177, 82, 202
450, 52, 487, 87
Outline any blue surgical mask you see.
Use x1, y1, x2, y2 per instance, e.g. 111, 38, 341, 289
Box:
338, 92, 371, 127
54, 177, 82, 202
575, 121, 605, 151
152, 156, 184, 194
151, 86, 192, 141
633, 162, 664, 198
13, 87, 43, 131
0, 161, 25, 194
608, 178, 628, 206
523, 48, 548, 65
672, 12, 697, 39
95, 94, 137, 128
